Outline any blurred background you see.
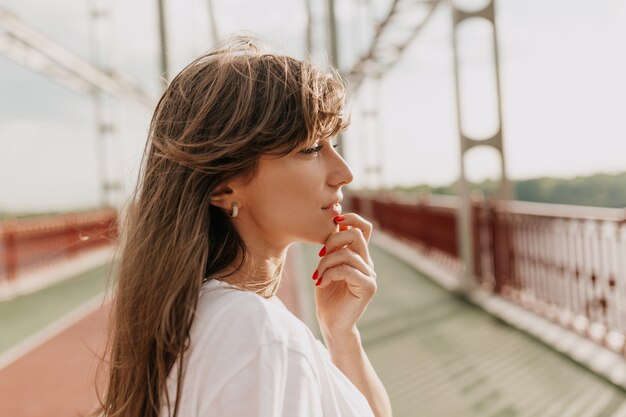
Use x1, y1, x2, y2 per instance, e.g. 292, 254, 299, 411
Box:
1, 0, 626, 416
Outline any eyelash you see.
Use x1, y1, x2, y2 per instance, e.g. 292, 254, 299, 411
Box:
302, 143, 339, 155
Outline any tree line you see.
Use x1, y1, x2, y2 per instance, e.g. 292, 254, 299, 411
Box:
387, 171, 626, 208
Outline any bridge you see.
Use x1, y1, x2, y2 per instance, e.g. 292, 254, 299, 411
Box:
1, 0, 626, 416
2, 193, 626, 416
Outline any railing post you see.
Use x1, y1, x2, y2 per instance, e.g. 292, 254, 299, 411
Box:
471, 199, 484, 284
3, 221, 17, 281
491, 204, 505, 294
490, 202, 516, 296
455, 189, 476, 292
65, 213, 79, 258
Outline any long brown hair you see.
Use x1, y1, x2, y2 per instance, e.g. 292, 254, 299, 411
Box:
93, 35, 349, 417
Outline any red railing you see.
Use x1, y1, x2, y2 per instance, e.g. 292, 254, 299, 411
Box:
352, 193, 462, 271
477, 201, 626, 347
351, 192, 626, 352
0, 208, 118, 282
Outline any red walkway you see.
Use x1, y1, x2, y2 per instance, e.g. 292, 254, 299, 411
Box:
0, 303, 110, 417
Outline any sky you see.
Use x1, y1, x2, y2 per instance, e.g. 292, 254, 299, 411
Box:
1, 0, 625, 212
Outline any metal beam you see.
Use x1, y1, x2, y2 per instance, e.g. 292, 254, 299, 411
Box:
327, 0, 340, 69
0, 8, 155, 108
206, 0, 220, 45
156, 0, 169, 85
345, 0, 442, 92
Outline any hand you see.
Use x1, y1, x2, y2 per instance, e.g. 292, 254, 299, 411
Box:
313, 213, 377, 338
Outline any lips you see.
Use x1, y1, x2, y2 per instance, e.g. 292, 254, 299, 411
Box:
322, 195, 343, 209
323, 203, 342, 215
322, 200, 341, 209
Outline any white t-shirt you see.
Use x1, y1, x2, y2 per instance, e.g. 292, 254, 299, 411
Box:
161, 278, 375, 417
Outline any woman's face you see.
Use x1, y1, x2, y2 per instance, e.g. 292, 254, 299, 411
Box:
238, 137, 354, 248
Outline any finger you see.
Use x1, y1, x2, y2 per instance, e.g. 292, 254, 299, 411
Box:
334, 213, 373, 242
316, 264, 377, 294
323, 227, 373, 267
317, 247, 374, 281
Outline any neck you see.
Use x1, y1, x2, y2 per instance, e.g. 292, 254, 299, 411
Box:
213, 245, 290, 299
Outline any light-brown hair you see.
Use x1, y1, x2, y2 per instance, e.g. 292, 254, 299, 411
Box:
93, 35, 349, 417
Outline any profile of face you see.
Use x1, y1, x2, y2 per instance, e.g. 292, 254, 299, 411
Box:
211, 137, 353, 250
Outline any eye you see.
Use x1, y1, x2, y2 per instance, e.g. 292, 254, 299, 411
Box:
301, 143, 340, 156
302, 144, 323, 155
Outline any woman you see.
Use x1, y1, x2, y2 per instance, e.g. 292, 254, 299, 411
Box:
95, 35, 392, 417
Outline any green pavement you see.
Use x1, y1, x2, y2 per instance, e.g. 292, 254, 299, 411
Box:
0, 264, 112, 354
299, 242, 626, 417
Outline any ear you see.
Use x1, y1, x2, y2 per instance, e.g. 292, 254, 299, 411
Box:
209, 183, 234, 211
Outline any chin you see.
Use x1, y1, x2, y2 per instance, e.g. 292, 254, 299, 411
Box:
293, 216, 339, 245
298, 229, 335, 246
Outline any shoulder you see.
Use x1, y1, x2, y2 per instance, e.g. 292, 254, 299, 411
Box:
192, 280, 316, 353
178, 282, 321, 393
193, 283, 285, 346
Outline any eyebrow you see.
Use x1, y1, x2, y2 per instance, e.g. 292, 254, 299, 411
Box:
309, 136, 340, 147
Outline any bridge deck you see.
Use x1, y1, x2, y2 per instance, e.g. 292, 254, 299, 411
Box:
299, 242, 626, 417
2, 243, 626, 416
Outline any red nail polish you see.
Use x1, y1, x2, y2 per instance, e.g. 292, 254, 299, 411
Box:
333, 215, 346, 223
315, 277, 323, 286
312, 269, 318, 280
318, 246, 326, 257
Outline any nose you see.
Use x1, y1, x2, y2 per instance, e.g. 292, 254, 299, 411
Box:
328, 145, 354, 187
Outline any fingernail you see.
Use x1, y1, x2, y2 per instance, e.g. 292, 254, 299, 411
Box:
333, 215, 346, 223
318, 246, 326, 257
312, 269, 318, 280
315, 277, 323, 286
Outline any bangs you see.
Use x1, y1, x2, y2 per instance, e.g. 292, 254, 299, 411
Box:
301, 68, 351, 149
261, 59, 350, 157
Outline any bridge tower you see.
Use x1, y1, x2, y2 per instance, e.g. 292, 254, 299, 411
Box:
450, 0, 513, 291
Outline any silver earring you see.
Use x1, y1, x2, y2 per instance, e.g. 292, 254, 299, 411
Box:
229, 202, 239, 218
